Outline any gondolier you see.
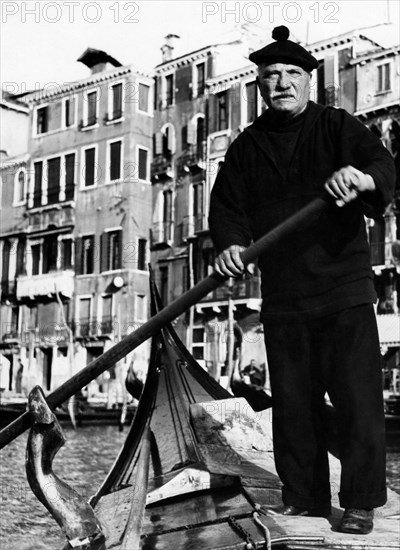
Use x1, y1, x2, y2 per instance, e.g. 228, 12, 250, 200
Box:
209, 25, 396, 535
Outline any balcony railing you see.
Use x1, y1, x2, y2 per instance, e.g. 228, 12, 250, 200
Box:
72, 317, 115, 339
201, 276, 261, 303
17, 270, 74, 299
151, 154, 173, 180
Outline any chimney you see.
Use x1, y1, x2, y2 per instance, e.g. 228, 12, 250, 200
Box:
161, 34, 180, 63
77, 48, 122, 74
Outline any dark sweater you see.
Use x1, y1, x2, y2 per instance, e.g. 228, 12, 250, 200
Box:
208, 102, 396, 323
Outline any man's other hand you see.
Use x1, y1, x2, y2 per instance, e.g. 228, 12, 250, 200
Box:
325, 165, 375, 207
215, 245, 246, 277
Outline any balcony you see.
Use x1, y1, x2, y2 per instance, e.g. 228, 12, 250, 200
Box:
151, 154, 174, 181
150, 221, 174, 247
17, 270, 74, 300
73, 317, 115, 339
208, 130, 231, 159
27, 204, 75, 229
201, 276, 261, 304
177, 144, 206, 175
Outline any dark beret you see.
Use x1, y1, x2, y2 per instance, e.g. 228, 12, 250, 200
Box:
249, 26, 319, 72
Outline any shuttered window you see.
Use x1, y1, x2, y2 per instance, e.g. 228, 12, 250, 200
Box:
34, 161, 43, 206
138, 148, 148, 180
47, 157, 61, 204
36, 106, 48, 134
84, 148, 96, 187
110, 141, 122, 181
245, 81, 258, 123
138, 83, 150, 112
65, 153, 75, 200
82, 235, 95, 274
87, 91, 97, 125
166, 74, 174, 106
112, 83, 123, 119
101, 230, 122, 272
217, 92, 228, 131
137, 238, 147, 271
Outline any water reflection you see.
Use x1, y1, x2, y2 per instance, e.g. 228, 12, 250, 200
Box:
0, 426, 126, 550
0, 426, 399, 549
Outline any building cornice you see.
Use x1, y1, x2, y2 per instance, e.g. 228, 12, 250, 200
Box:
23, 65, 154, 104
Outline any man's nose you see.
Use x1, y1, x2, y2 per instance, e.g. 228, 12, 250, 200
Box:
277, 74, 291, 88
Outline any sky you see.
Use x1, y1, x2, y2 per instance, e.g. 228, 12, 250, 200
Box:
1, 1, 400, 95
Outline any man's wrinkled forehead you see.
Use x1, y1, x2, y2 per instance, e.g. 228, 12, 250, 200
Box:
257, 62, 310, 75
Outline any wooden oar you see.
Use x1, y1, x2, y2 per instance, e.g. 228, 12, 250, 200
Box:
0, 195, 329, 449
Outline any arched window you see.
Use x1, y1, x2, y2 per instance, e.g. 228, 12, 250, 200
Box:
14, 169, 26, 205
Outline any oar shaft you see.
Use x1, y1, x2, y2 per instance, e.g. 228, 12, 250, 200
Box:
0, 195, 329, 449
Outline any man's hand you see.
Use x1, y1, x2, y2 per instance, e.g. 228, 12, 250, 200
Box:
215, 245, 246, 277
325, 165, 375, 207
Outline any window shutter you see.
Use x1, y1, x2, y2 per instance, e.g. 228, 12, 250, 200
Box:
100, 233, 108, 273
110, 141, 121, 181
187, 122, 195, 144
117, 230, 123, 269
155, 132, 163, 155
65, 153, 75, 200
74, 237, 82, 275
168, 125, 176, 154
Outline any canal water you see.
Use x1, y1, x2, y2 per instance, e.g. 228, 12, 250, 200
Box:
0, 425, 399, 550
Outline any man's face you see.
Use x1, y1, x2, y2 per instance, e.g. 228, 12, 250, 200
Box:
257, 63, 311, 118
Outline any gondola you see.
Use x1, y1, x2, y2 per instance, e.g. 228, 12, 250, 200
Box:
1, 198, 399, 549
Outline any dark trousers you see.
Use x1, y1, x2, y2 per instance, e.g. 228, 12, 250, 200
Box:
263, 304, 387, 510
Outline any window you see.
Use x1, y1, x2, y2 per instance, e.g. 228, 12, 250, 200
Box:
82, 235, 95, 274
83, 147, 96, 187
65, 153, 75, 200
192, 327, 205, 360
135, 293, 147, 321
43, 235, 58, 273
36, 106, 48, 134
160, 266, 169, 306
196, 117, 205, 157
196, 62, 205, 96
78, 297, 92, 335
111, 83, 123, 119
14, 169, 26, 205
47, 157, 61, 204
137, 238, 147, 271
193, 182, 204, 230
31, 244, 41, 275
33, 161, 43, 207
317, 60, 325, 104
138, 83, 150, 112
165, 74, 174, 106
245, 81, 258, 123
109, 140, 122, 181
138, 148, 148, 180
101, 230, 122, 272
217, 91, 228, 131
60, 239, 73, 269
86, 90, 98, 126
101, 295, 113, 333
377, 63, 390, 93
16, 238, 26, 276
64, 97, 75, 127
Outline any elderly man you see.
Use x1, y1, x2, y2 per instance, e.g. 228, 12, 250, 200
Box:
209, 26, 395, 534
